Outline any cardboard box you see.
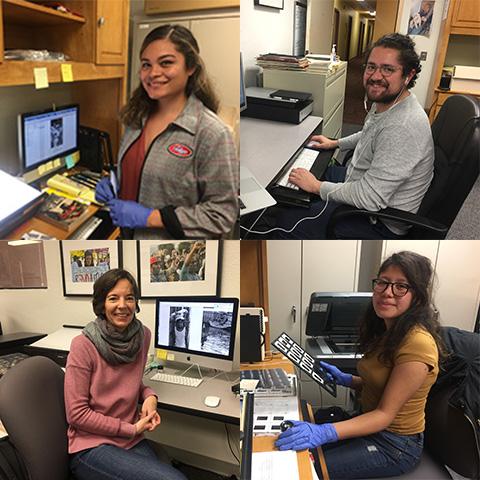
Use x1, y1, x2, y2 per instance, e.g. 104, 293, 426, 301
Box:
451, 65, 480, 93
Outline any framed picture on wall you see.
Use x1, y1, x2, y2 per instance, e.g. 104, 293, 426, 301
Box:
254, 0, 284, 9
137, 240, 222, 298
60, 241, 122, 296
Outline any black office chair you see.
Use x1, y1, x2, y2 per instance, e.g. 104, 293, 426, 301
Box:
326, 94, 480, 239
0, 356, 71, 480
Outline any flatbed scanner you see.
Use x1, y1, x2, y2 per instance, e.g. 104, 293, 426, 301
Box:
241, 87, 313, 124
305, 292, 372, 360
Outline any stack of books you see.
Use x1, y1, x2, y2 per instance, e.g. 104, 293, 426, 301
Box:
37, 193, 91, 232
256, 53, 310, 71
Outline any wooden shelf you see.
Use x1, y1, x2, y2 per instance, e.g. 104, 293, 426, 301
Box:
0, 60, 125, 86
3, 0, 85, 26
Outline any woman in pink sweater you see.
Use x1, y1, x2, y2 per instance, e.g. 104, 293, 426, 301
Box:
65, 269, 187, 480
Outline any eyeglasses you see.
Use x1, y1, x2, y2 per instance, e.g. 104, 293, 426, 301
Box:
372, 278, 412, 297
363, 63, 403, 77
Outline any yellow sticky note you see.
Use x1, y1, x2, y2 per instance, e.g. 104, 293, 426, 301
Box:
53, 158, 61, 168
156, 349, 168, 360
45, 160, 54, 170
72, 150, 80, 163
38, 164, 47, 175
166, 353, 175, 361
61, 64, 73, 82
34, 68, 49, 89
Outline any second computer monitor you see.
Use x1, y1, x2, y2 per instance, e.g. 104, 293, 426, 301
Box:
154, 296, 239, 371
18, 104, 79, 177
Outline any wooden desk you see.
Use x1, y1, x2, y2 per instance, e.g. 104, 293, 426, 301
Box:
241, 354, 330, 479
5, 204, 119, 240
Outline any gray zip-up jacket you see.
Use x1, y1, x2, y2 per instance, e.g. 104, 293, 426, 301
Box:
319, 93, 434, 235
117, 95, 239, 239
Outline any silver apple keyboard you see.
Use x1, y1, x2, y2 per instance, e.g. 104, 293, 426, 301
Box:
276, 148, 320, 189
150, 372, 203, 387
68, 216, 103, 239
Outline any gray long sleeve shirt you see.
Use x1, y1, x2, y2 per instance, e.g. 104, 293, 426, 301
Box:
319, 93, 434, 235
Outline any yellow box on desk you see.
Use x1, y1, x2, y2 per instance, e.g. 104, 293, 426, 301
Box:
450, 65, 480, 93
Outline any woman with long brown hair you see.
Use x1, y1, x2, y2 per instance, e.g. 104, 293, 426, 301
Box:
96, 25, 238, 239
276, 251, 445, 478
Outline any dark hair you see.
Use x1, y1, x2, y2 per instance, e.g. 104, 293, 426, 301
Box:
365, 33, 421, 89
358, 251, 446, 366
121, 24, 219, 128
92, 269, 140, 317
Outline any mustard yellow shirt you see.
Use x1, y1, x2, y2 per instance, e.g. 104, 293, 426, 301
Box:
357, 327, 439, 435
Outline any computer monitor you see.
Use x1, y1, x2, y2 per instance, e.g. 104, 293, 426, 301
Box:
18, 104, 79, 179
154, 296, 239, 371
240, 53, 247, 112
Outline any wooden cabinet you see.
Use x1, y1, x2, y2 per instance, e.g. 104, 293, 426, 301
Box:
451, 0, 480, 34
0, 0, 129, 161
144, 0, 239, 15
428, 0, 480, 121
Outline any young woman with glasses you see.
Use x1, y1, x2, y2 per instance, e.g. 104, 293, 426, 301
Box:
276, 251, 446, 479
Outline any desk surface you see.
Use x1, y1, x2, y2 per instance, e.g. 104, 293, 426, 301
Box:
6, 204, 119, 240
143, 368, 240, 425
240, 116, 323, 188
241, 354, 330, 480
0, 332, 46, 350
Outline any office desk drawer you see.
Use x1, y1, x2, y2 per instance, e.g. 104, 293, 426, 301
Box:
322, 100, 344, 138
324, 67, 347, 120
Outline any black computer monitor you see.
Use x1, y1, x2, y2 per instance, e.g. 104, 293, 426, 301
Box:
240, 53, 247, 112
154, 296, 239, 371
18, 104, 79, 178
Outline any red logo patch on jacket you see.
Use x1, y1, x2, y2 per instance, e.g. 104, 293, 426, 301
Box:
168, 143, 193, 158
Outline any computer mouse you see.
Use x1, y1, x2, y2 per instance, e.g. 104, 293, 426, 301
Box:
280, 420, 294, 432
204, 396, 221, 408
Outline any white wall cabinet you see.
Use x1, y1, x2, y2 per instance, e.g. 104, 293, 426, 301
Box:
263, 62, 347, 138
130, 12, 239, 109
267, 240, 359, 409
382, 240, 480, 331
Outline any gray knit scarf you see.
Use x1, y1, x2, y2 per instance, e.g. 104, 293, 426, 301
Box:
83, 316, 144, 365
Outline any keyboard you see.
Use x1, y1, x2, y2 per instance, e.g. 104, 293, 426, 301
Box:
276, 148, 320, 189
150, 372, 204, 387
68, 216, 103, 239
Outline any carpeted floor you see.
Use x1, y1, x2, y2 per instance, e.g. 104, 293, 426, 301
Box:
343, 54, 368, 126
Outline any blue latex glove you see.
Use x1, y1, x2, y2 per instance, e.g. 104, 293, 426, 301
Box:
275, 421, 338, 451
320, 361, 352, 387
95, 177, 116, 204
108, 199, 153, 229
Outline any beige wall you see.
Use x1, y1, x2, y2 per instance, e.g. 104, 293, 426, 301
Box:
0, 240, 240, 359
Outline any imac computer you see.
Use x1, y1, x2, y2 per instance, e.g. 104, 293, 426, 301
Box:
154, 296, 239, 372
18, 104, 79, 183
240, 53, 247, 113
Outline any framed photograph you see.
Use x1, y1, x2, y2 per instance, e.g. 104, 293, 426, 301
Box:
254, 0, 284, 9
137, 240, 222, 297
60, 241, 122, 296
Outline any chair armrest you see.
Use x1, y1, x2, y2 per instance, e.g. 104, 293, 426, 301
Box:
327, 205, 449, 238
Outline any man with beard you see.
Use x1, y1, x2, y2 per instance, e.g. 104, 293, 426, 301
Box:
271, 33, 433, 239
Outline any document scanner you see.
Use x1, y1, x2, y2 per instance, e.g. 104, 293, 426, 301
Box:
241, 87, 313, 124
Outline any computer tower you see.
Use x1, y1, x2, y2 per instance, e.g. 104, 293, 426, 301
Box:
240, 307, 265, 362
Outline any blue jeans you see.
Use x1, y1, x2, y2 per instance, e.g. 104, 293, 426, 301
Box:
323, 430, 424, 479
70, 439, 188, 480
273, 165, 404, 239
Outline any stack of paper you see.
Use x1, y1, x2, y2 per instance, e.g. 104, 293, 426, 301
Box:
256, 53, 310, 71
451, 65, 480, 93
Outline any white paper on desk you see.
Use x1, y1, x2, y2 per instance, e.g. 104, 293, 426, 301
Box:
29, 327, 83, 351
253, 396, 300, 434
252, 451, 300, 480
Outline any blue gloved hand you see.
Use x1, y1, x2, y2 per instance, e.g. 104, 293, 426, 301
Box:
275, 421, 338, 451
95, 177, 116, 204
320, 361, 352, 387
108, 199, 153, 229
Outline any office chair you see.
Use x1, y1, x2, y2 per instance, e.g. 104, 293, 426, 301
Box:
0, 356, 70, 480
326, 94, 480, 239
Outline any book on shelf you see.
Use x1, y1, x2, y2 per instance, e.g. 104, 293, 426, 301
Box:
36, 194, 90, 231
